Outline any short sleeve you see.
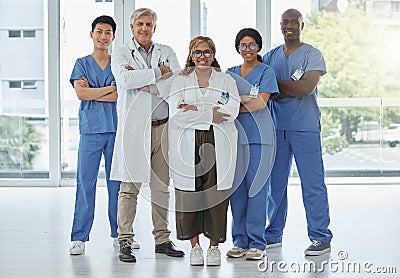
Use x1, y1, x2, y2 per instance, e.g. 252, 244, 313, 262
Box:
69, 58, 86, 87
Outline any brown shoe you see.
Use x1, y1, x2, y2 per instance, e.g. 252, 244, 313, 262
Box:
119, 240, 136, 262
155, 241, 185, 257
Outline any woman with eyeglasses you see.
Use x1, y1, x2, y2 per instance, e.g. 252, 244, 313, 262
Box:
225, 28, 279, 260
167, 36, 240, 266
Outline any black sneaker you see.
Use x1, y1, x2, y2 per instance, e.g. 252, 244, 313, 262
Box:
119, 240, 136, 262
304, 240, 331, 256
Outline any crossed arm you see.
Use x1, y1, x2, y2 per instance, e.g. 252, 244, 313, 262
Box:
74, 77, 118, 102
272, 70, 322, 100
239, 93, 271, 113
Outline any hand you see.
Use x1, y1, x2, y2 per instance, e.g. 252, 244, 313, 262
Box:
212, 106, 230, 124
125, 65, 134, 71
240, 95, 251, 104
137, 85, 150, 92
160, 65, 172, 79
77, 77, 89, 88
182, 104, 198, 112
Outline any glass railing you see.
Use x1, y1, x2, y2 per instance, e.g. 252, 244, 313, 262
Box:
1, 98, 399, 181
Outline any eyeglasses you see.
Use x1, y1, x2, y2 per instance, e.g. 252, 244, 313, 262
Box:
192, 50, 213, 58
239, 43, 257, 51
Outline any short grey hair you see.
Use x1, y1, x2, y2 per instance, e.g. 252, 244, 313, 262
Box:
130, 8, 157, 25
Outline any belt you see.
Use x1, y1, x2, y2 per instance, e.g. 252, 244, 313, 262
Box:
151, 117, 168, 126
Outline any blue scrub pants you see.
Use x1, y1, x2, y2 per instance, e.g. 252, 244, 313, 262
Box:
230, 144, 272, 250
71, 132, 120, 242
264, 130, 333, 244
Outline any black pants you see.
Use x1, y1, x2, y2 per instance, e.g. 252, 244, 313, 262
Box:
175, 127, 230, 243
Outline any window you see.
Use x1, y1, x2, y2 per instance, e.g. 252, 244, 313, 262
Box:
23, 30, 36, 38
8, 81, 37, 89
105, 0, 113, 2
202, 0, 257, 67
9, 81, 22, 89
8, 30, 36, 38
373, 1, 385, 10
22, 81, 37, 89
8, 30, 21, 38
392, 1, 400, 12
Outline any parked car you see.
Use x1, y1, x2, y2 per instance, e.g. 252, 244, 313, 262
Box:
385, 124, 400, 147
353, 121, 382, 142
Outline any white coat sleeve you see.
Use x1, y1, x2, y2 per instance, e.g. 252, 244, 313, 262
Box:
168, 76, 213, 131
111, 45, 156, 90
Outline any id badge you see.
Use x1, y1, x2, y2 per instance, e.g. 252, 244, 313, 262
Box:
291, 68, 304, 81
217, 91, 230, 105
249, 84, 259, 98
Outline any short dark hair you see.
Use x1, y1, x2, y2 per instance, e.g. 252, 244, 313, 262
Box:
91, 15, 117, 34
234, 28, 263, 62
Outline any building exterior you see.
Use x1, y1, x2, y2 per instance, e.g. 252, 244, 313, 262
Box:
366, 0, 400, 30
0, 0, 45, 116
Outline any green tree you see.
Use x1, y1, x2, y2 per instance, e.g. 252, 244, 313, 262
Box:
0, 116, 40, 170
302, 6, 400, 143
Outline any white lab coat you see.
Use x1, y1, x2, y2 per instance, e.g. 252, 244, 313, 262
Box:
110, 40, 180, 182
166, 68, 240, 191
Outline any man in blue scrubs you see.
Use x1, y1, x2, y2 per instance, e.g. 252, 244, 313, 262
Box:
69, 15, 120, 255
263, 8, 333, 256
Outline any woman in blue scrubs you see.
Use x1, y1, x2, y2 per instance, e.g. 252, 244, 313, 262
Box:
226, 28, 279, 260
69, 15, 120, 255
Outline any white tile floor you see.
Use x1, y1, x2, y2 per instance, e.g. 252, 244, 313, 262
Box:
0, 185, 399, 277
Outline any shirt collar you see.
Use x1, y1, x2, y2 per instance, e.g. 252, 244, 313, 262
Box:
133, 38, 154, 53
189, 67, 217, 80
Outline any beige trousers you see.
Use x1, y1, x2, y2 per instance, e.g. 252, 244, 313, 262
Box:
117, 122, 171, 245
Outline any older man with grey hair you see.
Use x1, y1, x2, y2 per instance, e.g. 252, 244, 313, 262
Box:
110, 7, 184, 262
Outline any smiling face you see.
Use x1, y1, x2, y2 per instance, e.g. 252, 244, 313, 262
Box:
90, 23, 115, 50
130, 14, 156, 50
238, 36, 260, 63
192, 42, 214, 68
280, 10, 304, 42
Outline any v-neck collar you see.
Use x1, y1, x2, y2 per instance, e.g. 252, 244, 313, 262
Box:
240, 63, 263, 79
89, 55, 110, 72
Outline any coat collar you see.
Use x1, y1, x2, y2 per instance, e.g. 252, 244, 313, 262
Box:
127, 39, 162, 68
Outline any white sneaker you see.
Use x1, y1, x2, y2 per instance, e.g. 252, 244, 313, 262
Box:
131, 240, 140, 249
245, 248, 265, 260
206, 246, 221, 266
190, 243, 204, 266
113, 238, 119, 248
70, 241, 85, 255
226, 246, 248, 258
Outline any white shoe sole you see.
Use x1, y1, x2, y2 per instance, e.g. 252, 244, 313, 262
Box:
226, 249, 248, 258
304, 247, 331, 256
206, 260, 221, 266
190, 259, 204, 266
246, 254, 265, 260
226, 252, 246, 258
70, 249, 84, 255
265, 242, 282, 249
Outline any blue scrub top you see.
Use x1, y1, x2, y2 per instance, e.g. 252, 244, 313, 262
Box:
227, 63, 279, 145
70, 55, 118, 135
263, 44, 326, 132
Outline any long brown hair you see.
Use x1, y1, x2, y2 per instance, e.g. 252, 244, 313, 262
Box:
182, 36, 221, 75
